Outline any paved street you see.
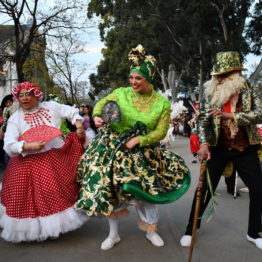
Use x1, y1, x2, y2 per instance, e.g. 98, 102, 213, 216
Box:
0, 136, 261, 262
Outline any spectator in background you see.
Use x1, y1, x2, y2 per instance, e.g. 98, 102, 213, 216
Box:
79, 105, 84, 116
0, 94, 14, 136
82, 105, 97, 147
83, 105, 97, 134
0, 94, 19, 165
183, 111, 192, 137
83, 105, 91, 130
188, 110, 200, 163
0, 94, 13, 112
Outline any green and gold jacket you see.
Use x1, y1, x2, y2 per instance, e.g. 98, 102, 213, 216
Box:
198, 81, 262, 146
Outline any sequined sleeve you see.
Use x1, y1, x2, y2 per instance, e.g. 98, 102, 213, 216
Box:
233, 82, 262, 126
138, 101, 171, 147
198, 98, 212, 145
0, 107, 12, 132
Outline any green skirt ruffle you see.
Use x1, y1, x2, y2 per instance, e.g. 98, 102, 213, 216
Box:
76, 122, 190, 217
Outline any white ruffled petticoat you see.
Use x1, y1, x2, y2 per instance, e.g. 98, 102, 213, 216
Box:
0, 205, 88, 243
0, 132, 89, 243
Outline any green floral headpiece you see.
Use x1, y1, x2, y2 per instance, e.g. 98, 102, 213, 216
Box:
211, 51, 246, 75
128, 44, 156, 82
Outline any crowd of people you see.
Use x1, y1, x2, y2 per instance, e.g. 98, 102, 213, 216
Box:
0, 46, 261, 255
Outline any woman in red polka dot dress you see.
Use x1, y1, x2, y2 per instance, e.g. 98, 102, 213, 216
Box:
0, 82, 88, 243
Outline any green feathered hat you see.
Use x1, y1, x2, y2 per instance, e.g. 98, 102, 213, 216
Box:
128, 44, 156, 82
211, 51, 247, 75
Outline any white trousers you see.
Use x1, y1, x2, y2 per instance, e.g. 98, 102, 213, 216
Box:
115, 201, 159, 224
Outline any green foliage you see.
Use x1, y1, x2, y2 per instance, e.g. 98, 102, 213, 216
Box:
245, 1, 262, 55
88, 0, 257, 95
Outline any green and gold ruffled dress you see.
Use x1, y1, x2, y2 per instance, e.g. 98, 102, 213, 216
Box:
76, 87, 190, 217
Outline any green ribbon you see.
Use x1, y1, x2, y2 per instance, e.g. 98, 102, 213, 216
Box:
199, 163, 218, 221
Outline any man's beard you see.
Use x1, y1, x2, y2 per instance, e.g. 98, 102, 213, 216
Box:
204, 73, 246, 107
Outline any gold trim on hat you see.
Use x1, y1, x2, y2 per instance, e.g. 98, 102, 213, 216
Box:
211, 67, 247, 76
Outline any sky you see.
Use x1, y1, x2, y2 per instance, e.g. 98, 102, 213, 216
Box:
244, 54, 261, 76
74, 27, 105, 78
82, 27, 261, 79
0, 0, 260, 82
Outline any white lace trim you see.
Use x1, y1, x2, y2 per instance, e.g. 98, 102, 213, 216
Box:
0, 206, 88, 243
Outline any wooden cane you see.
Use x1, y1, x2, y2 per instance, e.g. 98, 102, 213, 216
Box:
233, 172, 238, 199
188, 160, 207, 262
189, 101, 198, 113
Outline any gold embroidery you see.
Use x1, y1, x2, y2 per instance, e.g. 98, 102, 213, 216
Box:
132, 90, 155, 104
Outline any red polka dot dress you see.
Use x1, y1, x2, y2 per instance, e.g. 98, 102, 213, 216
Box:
0, 102, 88, 242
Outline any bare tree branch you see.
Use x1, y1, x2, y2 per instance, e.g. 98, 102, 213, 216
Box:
210, 1, 229, 42
0, 0, 90, 82
46, 32, 89, 104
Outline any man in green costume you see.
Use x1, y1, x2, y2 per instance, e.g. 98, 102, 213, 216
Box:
180, 52, 262, 250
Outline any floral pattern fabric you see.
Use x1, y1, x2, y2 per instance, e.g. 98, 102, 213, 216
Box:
76, 123, 190, 217
212, 52, 245, 75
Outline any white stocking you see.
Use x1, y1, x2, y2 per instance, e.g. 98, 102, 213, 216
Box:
101, 218, 120, 250
108, 218, 119, 238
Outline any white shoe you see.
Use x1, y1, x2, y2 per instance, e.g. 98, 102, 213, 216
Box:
101, 236, 121, 250
180, 235, 192, 247
146, 232, 164, 247
247, 235, 262, 249
239, 187, 249, 193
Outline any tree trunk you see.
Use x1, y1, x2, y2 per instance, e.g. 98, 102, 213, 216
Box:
188, 83, 196, 101
69, 85, 75, 104
160, 68, 168, 91
61, 86, 69, 104
16, 59, 24, 82
198, 40, 204, 101
168, 64, 177, 102
210, 2, 229, 42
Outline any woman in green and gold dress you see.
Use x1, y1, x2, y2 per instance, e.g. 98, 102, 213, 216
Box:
76, 45, 190, 250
